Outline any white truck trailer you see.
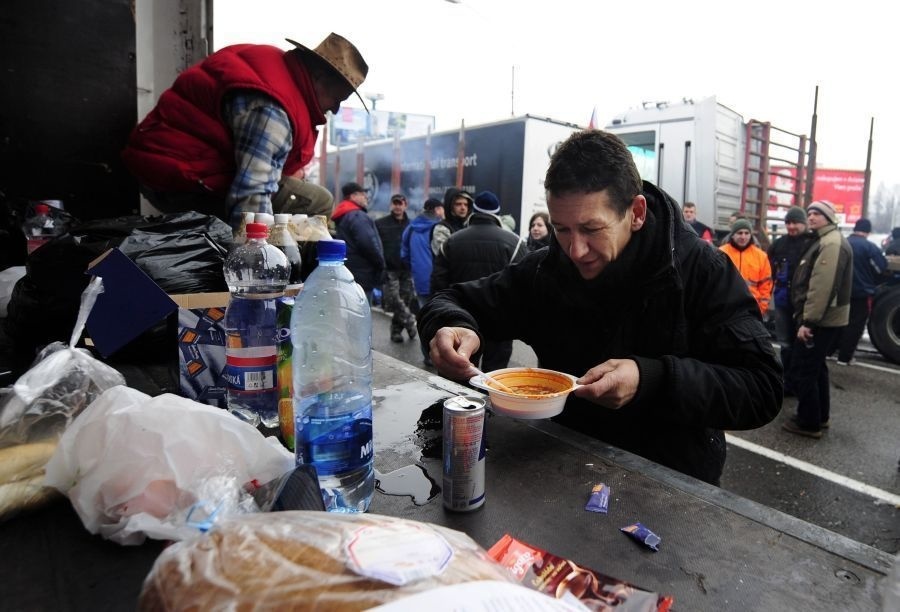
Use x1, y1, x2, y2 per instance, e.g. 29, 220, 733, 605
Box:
605, 96, 810, 241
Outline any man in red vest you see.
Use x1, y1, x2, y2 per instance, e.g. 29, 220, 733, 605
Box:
122, 33, 368, 231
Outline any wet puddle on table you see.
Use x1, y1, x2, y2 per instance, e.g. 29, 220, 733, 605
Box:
375, 464, 440, 505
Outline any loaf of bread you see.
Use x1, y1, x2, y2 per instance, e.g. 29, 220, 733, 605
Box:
0, 441, 60, 521
0, 441, 57, 483
139, 511, 515, 611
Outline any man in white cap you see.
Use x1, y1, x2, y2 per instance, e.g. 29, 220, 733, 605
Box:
122, 33, 368, 232
783, 200, 852, 438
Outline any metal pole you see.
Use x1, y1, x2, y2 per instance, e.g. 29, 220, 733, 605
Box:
455, 120, 465, 188
391, 131, 401, 193
423, 125, 432, 200
334, 147, 341, 200
510, 65, 515, 117
861, 117, 874, 219
319, 118, 328, 187
356, 139, 364, 185
804, 86, 818, 205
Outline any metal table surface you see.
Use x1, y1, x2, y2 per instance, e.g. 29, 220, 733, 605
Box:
367, 352, 891, 611
0, 351, 891, 611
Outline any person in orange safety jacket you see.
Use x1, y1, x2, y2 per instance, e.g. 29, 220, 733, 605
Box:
719, 218, 773, 316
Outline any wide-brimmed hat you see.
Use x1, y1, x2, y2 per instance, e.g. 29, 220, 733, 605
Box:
286, 33, 369, 111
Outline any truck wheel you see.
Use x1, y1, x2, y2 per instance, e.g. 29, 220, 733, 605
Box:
867, 287, 900, 364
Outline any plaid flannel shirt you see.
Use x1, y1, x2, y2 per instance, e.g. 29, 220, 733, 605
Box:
222, 91, 293, 228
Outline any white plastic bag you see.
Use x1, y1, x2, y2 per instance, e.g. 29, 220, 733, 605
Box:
0, 276, 124, 522
44, 385, 295, 545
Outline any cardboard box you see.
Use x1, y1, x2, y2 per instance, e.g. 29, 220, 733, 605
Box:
84, 248, 299, 410
83, 247, 231, 406
86, 248, 179, 358
171, 293, 231, 408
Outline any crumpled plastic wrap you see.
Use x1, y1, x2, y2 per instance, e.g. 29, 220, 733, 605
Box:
0, 276, 125, 521
139, 511, 519, 611
43, 385, 295, 545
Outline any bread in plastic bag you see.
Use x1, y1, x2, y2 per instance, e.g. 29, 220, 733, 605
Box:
0, 276, 125, 521
43, 385, 295, 545
139, 511, 519, 611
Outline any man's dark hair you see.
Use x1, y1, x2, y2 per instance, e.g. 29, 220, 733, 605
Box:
544, 130, 643, 216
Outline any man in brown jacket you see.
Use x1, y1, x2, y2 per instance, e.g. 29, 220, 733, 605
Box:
783, 201, 852, 438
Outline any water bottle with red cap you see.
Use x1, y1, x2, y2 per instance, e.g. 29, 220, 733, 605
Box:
23, 203, 58, 255
222, 222, 290, 429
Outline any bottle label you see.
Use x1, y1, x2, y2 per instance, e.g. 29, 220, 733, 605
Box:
224, 349, 277, 391
296, 394, 373, 476
26, 237, 50, 255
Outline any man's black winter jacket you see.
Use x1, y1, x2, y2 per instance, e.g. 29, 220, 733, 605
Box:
418, 182, 782, 484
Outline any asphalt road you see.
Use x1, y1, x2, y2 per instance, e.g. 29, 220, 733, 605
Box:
371, 307, 900, 555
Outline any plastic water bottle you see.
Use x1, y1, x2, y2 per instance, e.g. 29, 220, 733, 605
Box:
291, 239, 374, 513
269, 213, 303, 295
23, 203, 58, 254
222, 222, 289, 428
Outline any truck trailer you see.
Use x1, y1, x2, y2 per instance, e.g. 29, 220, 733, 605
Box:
323, 115, 580, 235
605, 96, 811, 242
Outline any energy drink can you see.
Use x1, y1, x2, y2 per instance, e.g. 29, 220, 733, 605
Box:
442, 396, 486, 511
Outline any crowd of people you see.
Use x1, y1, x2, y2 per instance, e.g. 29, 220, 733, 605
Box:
683, 199, 897, 440
334, 183, 543, 371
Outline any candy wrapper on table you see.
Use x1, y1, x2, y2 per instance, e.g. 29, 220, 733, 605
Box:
487, 534, 674, 611
43, 385, 295, 545
0, 277, 125, 521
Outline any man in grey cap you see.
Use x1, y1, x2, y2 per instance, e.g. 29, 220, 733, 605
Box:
376, 193, 417, 343
122, 33, 368, 233
767, 205, 814, 393
783, 201, 852, 438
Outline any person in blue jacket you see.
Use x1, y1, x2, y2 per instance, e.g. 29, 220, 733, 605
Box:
401, 197, 445, 366
830, 218, 888, 364
401, 198, 445, 308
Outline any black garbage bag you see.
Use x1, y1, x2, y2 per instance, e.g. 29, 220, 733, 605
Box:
5, 211, 233, 370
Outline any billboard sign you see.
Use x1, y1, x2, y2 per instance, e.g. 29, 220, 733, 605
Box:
768, 167, 864, 225
330, 107, 435, 146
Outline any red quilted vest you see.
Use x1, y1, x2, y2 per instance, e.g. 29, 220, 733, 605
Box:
122, 45, 324, 195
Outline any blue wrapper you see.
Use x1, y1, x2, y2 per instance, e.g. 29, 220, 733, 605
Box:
620, 521, 661, 551
585, 483, 609, 514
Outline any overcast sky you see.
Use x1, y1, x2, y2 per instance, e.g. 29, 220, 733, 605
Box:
215, 0, 898, 187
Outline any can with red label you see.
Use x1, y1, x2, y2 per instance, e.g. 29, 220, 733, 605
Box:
442, 396, 486, 511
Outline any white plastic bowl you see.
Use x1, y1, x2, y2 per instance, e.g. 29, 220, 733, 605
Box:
469, 367, 579, 420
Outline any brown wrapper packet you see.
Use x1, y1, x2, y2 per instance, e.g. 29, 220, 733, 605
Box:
487, 533, 675, 611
